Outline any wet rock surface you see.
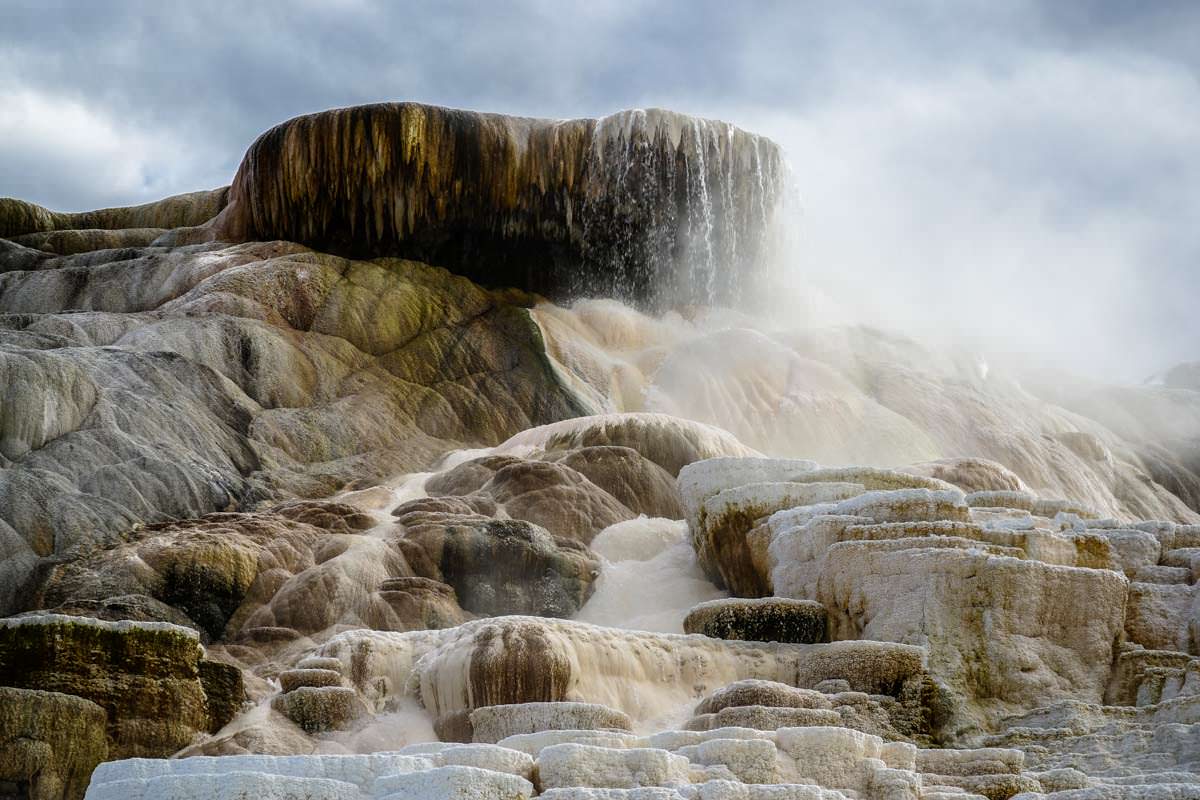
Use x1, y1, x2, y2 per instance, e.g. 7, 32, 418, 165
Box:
394, 510, 600, 617
34, 500, 438, 641
181, 103, 785, 307
682, 598, 827, 644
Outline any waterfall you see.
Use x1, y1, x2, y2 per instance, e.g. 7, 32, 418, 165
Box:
579, 109, 785, 307
208, 103, 785, 310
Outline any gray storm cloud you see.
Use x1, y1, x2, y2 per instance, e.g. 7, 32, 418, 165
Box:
1, 0, 1197, 380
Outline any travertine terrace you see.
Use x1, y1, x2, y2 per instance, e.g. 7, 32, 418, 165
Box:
1, 103, 1198, 800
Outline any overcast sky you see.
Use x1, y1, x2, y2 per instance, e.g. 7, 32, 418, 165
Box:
2, 1, 1197, 380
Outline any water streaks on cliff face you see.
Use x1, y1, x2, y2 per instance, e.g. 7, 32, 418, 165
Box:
199, 103, 785, 307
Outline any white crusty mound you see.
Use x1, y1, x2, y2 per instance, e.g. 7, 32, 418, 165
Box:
78, 727, 1033, 799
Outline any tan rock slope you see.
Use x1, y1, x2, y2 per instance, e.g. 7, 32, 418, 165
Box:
0, 240, 592, 616
0, 188, 228, 243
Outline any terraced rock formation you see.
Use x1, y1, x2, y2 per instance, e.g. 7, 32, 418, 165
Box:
1, 102, 1199, 799
0, 189, 228, 246
91, 455, 1198, 798
0, 240, 592, 617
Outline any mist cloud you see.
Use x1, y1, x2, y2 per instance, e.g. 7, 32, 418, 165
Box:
2, 0, 1197, 380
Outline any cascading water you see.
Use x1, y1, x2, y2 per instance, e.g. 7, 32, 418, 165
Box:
687, 118, 717, 303
203, 103, 788, 309
575, 108, 787, 307
574, 517, 729, 634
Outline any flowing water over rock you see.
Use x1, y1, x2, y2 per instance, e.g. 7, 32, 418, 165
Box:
1, 103, 1199, 800
164, 103, 787, 308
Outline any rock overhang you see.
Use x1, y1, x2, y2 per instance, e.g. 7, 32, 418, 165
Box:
187, 103, 787, 308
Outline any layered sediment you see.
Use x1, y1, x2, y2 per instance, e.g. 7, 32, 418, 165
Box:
0, 615, 242, 759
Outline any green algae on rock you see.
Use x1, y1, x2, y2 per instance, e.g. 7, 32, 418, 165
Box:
0, 614, 243, 759
0, 687, 107, 800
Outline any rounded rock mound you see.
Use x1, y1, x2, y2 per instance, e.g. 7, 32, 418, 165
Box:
683, 597, 828, 644
189, 103, 785, 308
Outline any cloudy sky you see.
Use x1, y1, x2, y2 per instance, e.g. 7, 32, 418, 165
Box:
2, 1, 1197, 380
